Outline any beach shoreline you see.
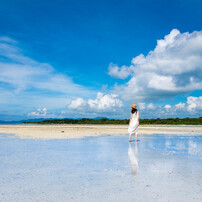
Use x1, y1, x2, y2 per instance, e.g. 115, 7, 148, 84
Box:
0, 124, 202, 139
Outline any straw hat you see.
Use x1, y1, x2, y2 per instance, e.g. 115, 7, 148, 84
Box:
130, 104, 137, 109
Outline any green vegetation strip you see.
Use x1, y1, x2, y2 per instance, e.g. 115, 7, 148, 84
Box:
23, 117, 202, 125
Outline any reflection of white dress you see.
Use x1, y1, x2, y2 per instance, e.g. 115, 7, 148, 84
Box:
128, 112, 139, 134
128, 144, 139, 176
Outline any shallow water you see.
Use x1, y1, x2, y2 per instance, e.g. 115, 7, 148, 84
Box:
0, 133, 202, 202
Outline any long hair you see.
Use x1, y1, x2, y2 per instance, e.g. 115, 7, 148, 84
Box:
131, 108, 137, 114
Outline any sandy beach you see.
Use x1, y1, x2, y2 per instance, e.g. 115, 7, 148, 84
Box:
0, 124, 201, 139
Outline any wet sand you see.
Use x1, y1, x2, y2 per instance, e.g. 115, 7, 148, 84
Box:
0, 124, 201, 139
0, 133, 202, 201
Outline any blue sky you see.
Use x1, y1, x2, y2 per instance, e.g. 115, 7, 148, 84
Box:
0, 0, 202, 120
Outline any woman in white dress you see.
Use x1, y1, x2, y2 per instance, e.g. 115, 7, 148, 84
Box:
128, 104, 139, 142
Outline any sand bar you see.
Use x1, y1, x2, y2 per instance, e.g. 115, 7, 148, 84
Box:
0, 124, 202, 139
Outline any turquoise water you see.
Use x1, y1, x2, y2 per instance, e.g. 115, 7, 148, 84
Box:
0, 133, 202, 202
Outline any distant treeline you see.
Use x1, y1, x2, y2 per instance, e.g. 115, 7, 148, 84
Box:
23, 117, 202, 125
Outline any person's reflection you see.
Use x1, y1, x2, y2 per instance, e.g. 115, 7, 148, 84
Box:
128, 142, 139, 178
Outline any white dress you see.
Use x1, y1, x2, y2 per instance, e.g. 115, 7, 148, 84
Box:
128, 111, 139, 134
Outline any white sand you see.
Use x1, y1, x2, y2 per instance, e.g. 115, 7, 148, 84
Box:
0, 124, 202, 139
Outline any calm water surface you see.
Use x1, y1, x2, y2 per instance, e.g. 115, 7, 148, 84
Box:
0, 133, 202, 202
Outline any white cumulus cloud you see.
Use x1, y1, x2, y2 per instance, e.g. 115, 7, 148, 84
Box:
147, 103, 156, 110
68, 98, 87, 109
108, 63, 132, 79
28, 108, 47, 117
68, 92, 123, 112
175, 102, 186, 110
135, 96, 202, 118
164, 104, 171, 109
187, 96, 202, 113
164, 104, 171, 111
109, 29, 202, 102
138, 102, 146, 110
